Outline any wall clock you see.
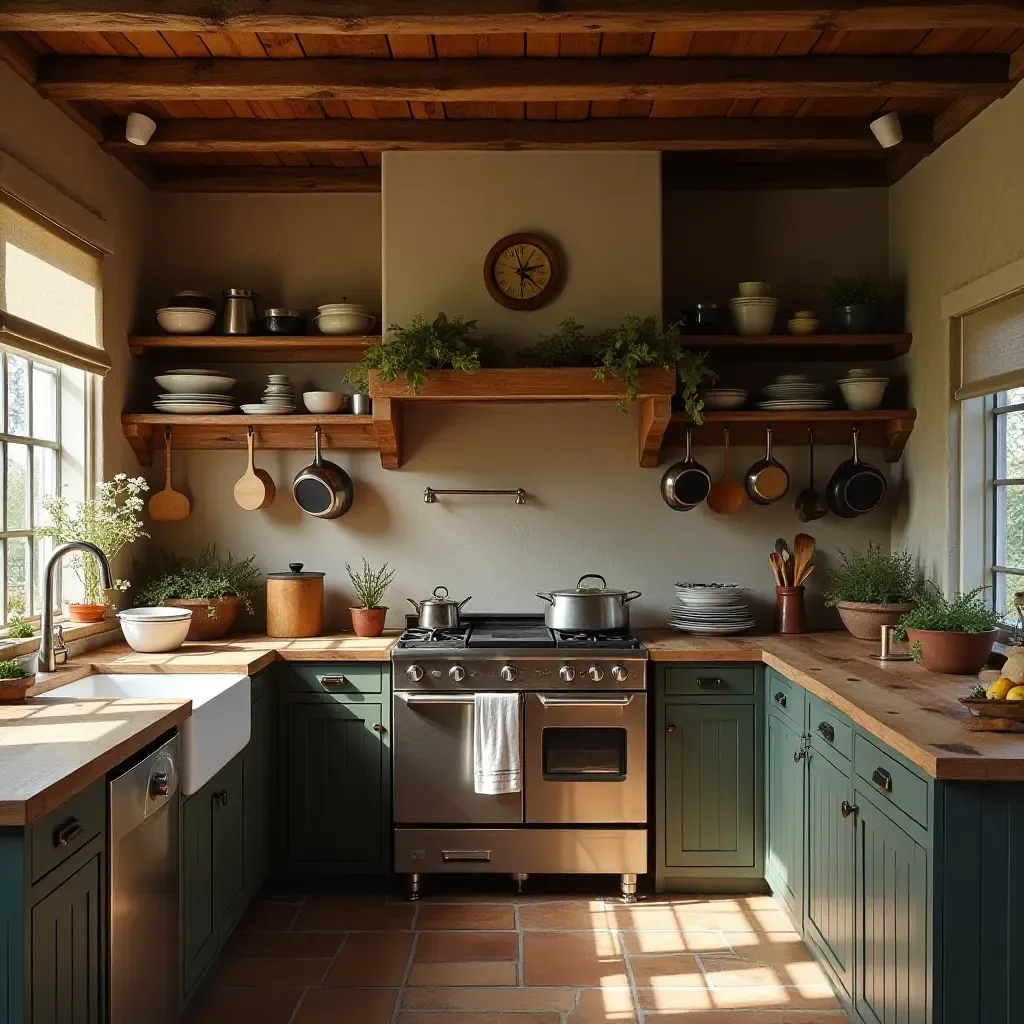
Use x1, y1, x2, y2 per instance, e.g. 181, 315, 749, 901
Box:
483, 233, 564, 311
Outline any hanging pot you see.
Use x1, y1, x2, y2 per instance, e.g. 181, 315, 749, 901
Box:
536, 574, 642, 632
408, 586, 472, 629
292, 425, 354, 519
826, 426, 886, 518
661, 426, 712, 511
745, 426, 790, 505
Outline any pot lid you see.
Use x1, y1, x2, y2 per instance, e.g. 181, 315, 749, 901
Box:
267, 562, 325, 579
417, 585, 462, 606
223, 287, 258, 299
547, 574, 629, 598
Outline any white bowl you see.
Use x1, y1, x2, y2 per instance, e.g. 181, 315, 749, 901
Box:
155, 373, 236, 394
729, 296, 777, 336
117, 607, 193, 653
314, 310, 376, 336
846, 368, 877, 378
838, 377, 889, 410
738, 281, 770, 297
703, 389, 749, 410
156, 308, 217, 335
302, 391, 346, 414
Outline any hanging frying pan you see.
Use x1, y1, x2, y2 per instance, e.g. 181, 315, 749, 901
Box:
661, 426, 712, 511
745, 426, 790, 505
826, 425, 886, 518
292, 425, 354, 519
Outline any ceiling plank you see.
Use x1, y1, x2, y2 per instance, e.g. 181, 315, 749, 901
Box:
154, 165, 382, 191
0, 32, 39, 81
3, 2, 1024, 35
101, 113, 934, 152
35, 54, 1013, 103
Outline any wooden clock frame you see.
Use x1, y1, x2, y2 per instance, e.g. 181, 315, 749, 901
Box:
482, 233, 564, 311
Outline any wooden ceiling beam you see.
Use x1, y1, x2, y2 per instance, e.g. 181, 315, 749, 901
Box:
2, 1, 1024, 34
102, 114, 934, 153
153, 166, 382, 193
664, 156, 891, 189
36, 54, 1012, 103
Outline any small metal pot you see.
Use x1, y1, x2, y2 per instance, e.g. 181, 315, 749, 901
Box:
536, 574, 641, 632
292, 425, 353, 519
408, 585, 472, 629
351, 393, 372, 416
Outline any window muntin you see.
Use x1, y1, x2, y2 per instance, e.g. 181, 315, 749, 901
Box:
992, 386, 1024, 616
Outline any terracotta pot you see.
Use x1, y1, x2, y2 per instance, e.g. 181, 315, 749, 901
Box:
351, 606, 387, 638
775, 586, 807, 634
0, 673, 34, 702
66, 603, 108, 624
164, 596, 241, 641
836, 601, 915, 641
905, 628, 999, 675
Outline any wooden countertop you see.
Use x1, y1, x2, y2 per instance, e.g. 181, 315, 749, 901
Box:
639, 630, 1021, 782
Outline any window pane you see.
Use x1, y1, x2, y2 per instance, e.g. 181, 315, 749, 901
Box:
33, 446, 56, 528
7, 536, 28, 620
997, 408, 1024, 480
6, 443, 28, 531
996, 483, 1024, 571
1006, 387, 1024, 406
6, 355, 28, 436
32, 365, 58, 442
996, 572, 1024, 618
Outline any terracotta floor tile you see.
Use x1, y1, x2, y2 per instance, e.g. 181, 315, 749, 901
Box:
621, 930, 731, 955
214, 956, 330, 987
418, 904, 516, 930
628, 953, 706, 989
293, 896, 415, 931
407, 961, 519, 986
184, 985, 303, 1024
636, 987, 714, 1012
399, 1015, 561, 1024
323, 932, 414, 986
701, 951, 832, 988
224, 930, 344, 959
235, 900, 300, 932
402, 987, 577, 1011
566, 987, 638, 1023
644, 1015, 846, 1024
518, 901, 641, 931
416, 930, 518, 962
703, 985, 841, 1011
293, 987, 398, 1024
522, 932, 628, 987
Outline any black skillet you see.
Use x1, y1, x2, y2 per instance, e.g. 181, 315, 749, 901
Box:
826, 426, 886, 517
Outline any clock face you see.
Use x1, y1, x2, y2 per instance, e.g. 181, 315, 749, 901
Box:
484, 233, 563, 311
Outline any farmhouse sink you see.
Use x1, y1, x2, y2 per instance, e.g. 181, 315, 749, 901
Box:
37, 673, 250, 795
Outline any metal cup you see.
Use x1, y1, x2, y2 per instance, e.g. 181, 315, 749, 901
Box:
351, 393, 372, 415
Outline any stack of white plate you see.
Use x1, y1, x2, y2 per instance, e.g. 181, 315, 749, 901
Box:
153, 369, 235, 414
241, 374, 296, 415
669, 583, 756, 635
758, 373, 833, 411
703, 388, 749, 410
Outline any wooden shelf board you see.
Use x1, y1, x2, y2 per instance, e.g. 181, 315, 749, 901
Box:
668, 408, 917, 463
681, 333, 912, 360
128, 335, 380, 362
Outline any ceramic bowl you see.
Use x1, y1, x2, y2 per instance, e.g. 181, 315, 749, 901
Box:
729, 296, 778, 336
703, 389, 749, 410
838, 377, 889, 410
314, 309, 377, 336
302, 391, 347, 414
155, 373, 236, 394
168, 291, 215, 311
788, 315, 820, 336
117, 607, 193, 653
737, 281, 770, 298
156, 307, 217, 334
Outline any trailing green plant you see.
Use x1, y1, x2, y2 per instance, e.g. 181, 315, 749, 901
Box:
823, 544, 920, 607
895, 585, 1002, 660
136, 546, 260, 617
5, 598, 33, 639
0, 660, 25, 680
347, 559, 396, 609
518, 318, 596, 368
346, 312, 484, 392
824, 272, 884, 308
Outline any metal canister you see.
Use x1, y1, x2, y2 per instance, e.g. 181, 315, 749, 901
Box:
266, 562, 324, 638
222, 288, 259, 335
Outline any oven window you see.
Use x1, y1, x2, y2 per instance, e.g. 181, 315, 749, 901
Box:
542, 728, 626, 780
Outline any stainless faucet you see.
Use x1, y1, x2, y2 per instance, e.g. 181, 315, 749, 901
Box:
38, 541, 113, 673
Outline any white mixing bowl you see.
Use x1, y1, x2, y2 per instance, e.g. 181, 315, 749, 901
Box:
117, 607, 193, 653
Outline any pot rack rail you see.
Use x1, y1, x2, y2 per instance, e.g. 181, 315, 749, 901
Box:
424, 487, 526, 504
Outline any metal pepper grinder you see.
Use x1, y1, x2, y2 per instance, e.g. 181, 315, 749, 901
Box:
871, 624, 913, 662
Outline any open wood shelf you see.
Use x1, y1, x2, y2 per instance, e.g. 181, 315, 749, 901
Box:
128, 335, 380, 362
667, 409, 917, 463
681, 333, 912, 361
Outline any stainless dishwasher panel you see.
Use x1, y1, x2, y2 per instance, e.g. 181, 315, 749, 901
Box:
393, 692, 524, 824
109, 733, 179, 1024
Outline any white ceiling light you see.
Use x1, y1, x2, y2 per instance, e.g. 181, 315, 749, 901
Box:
125, 112, 157, 147
869, 111, 903, 149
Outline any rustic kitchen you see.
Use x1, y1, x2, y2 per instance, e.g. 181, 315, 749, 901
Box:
1, 4, 1023, 1024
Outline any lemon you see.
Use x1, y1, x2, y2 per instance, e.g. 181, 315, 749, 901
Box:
1005, 685, 1024, 701
987, 677, 1015, 700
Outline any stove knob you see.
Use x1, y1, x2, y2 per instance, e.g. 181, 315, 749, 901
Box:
588, 665, 605, 683
500, 664, 518, 683
449, 665, 466, 682
406, 664, 424, 682
559, 664, 576, 683
610, 664, 629, 683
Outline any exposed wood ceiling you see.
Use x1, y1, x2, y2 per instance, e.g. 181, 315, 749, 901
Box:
2, 2, 1024, 191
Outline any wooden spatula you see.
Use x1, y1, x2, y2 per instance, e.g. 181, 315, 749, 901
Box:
148, 427, 191, 522
234, 426, 276, 511
792, 532, 816, 587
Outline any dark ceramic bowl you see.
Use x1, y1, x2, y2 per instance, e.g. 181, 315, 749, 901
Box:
263, 309, 306, 335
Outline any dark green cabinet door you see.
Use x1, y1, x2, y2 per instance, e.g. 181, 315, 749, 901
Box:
765, 712, 805, 924
805, 748, 855, 999
664, 702, 756, 868
284, 701, 385, 869
213, 756, 245, 942
855, 791, 929, 1024
180, 779, 216, 997
29, 851, 103, 1024
243, 685, 270, 897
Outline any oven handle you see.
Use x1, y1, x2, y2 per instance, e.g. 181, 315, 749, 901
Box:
402, 693, 477, 705
536, 695, 634, 706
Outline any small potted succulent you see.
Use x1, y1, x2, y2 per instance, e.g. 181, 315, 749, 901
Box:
824, 272, 884, 333
895, 585, 1002, 674
347, 559, 396, 638
136, 547, 259, 641
824, 544, 920, 640
36, 475, 149, 622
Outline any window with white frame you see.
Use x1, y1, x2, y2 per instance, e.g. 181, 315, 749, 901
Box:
993, 386, 1024, 615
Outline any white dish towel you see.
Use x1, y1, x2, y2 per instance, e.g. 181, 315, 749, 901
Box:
473, 693, 521, 795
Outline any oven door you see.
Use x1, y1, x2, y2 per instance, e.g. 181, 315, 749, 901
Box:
393, 692, 524, 825
524, 692, 647, 825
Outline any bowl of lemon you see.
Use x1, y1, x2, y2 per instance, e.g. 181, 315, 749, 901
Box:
959, 649, 1024, 730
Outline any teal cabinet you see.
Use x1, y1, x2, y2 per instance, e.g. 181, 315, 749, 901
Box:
764, 710, 805, 926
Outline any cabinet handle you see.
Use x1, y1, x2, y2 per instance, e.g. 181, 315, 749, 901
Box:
793, 747, 806, 763
841, 801, 859, 819
213, 790, 229, 807
53, 820, 84, 848
817, 722, 835, 743
318, 675, 350, 688
667, 724, 676, 733
773, 691, 788, 708
697, 677, 725, 689
871, 767, 893, 793
372, 722, 385, 733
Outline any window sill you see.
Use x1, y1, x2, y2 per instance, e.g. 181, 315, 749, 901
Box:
0, 618, 118, 659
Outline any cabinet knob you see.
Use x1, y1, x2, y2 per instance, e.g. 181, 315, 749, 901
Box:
373, 722, 385, 733
773, 691, 788, 708
213, 790, 229, 807
666, 724, 676, 733
793, 748, 807, 763
149, 772, 170, 798
817, 722, 835, 744
841, 801, 859, 819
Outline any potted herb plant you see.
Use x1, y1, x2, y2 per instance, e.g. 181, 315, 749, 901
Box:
824, 272, 884, 333
5, 598, 33, 640
136, 547, 259, 641
36, 475, 148, 622
347, 559, 396, 638
824, 543, 920, 640
895, 585, 1002, 674
0, 659, 31, 701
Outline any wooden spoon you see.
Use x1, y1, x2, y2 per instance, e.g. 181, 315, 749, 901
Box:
706, 427, 747, 515
792, 532, 816, 586
148, 427, 190, 522
234, 426, 276, 511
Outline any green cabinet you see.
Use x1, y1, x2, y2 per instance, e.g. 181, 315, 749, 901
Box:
243, 674, 271, 899
764, 710, 805, 926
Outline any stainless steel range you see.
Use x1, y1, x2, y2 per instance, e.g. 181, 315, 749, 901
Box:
391, 614, 648, 900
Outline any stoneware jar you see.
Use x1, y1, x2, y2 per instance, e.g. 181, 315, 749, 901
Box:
775, 586, 808, 634
266, 563, 324, 638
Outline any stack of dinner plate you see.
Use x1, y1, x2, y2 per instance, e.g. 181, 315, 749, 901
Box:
153, 369, 235, 414
669, 583, 756, 635
757, 373, 833, 411
241, 374, 297, 415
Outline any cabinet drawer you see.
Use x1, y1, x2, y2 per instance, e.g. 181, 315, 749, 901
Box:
30, 778, 105, 884
664, 665, 755, 697
765, 670, 804, 728
285, 663, 385, 696
854, 733, 929, 829
808, 694, 853, 761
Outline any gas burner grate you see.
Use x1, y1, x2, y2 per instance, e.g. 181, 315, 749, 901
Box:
396, 625, 470, 649
553, 630, 643, 649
